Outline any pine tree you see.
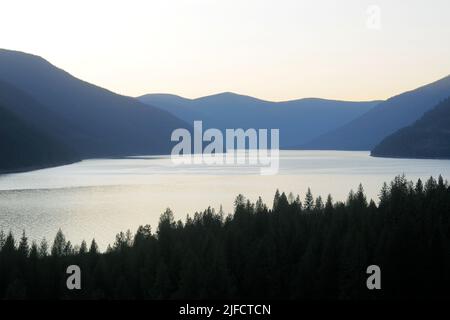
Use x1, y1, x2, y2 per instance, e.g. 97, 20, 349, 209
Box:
315, 196, 324, 211
64, 241, 73, 255
29, 241, 38, 260
356, 184, 368, 208
273, 189, 280, 210
438, 175, 445, 188
79, 240, 88, 254
39, 238, 49, 257
89, 239, 99, 255
125, 230, 133, 247
415, 178, 424, 194
304, 188, 314, 211
134, 225, 152, 247
295, 195, 302, 211
18, 230, 29, 257
3, 232, 15, 255
325, 194, 333, 212
255, 196, 267, 213
0, 229, 5, 250
425, 176, 437, 192
51, 229, 66, 257
114, 232, 127, 251
276, 192, 289, 212
379, 182, 389, 204
158, 208, 176, 234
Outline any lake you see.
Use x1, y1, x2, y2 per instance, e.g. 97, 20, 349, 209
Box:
1, 150, 450, 250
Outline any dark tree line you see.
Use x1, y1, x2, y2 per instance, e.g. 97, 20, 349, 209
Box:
1, 175, 450, 299
372, 97, 450, 159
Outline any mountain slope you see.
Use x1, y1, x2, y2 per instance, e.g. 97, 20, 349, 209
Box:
139, 93, 380, 148
0, 80, 79, 172
0, 80, 82, 148
302, 75, 450, 150
0, 49, 189, 157
371, 98, 450, 159
0, 105, 78, 173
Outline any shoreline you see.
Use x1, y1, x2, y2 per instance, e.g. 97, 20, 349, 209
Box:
0, 159, 81, 175
370, 153, 450, 161
3, 150, 450, 176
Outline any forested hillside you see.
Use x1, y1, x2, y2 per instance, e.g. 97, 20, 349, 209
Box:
372, 98, 450, 158
1, 175, 449, 299
303, 75, 450, 150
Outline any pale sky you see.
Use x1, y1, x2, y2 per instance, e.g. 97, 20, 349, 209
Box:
1, 0, 450, 101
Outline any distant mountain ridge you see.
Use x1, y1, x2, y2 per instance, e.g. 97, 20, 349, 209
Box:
302, 75, 450, 150
0, 49, 190, 158
139, 92, 380, 148
2, 48, 450, 172
371, 97, 450, 159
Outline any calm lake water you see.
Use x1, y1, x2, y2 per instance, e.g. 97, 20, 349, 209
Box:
1, 150, 450, 250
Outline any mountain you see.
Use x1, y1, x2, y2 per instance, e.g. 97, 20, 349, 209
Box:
0, 49, 189, 158
0, 80, 82, 149
371, 98, 450, 159
302, 75, 450, 150
0, 82, 79, 172
139, 92, 380, 148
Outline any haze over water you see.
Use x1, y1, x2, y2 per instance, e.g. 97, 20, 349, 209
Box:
1, 150, 450, 249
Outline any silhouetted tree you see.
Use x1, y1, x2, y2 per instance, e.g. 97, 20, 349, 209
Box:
51, 229, 66, 257
304, 188, 314, 211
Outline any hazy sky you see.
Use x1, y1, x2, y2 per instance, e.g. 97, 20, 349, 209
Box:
2, 0, 450, 101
